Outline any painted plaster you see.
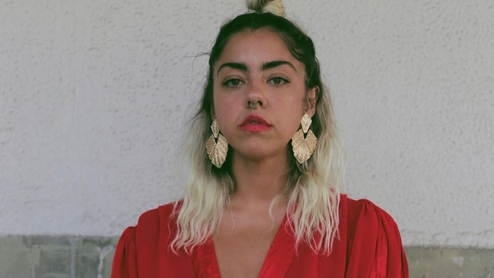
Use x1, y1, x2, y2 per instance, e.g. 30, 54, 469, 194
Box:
0, 0, 493, 248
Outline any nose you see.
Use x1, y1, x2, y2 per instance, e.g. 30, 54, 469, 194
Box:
246, 79, 267, 109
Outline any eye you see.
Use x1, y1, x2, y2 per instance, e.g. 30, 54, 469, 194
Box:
268, 76, 290, 85
222, 78, 244, 87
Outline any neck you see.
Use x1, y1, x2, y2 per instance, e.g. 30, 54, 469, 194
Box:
230, 152, 290, 204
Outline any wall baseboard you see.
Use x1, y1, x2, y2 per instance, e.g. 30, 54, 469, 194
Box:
0, 236, 493, 277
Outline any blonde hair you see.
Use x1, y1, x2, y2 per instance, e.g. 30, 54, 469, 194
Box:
246, 0, 285, 16
171, 0, 344, 255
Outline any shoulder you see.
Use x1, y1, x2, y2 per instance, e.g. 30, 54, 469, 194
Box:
134, 201, 180, 240
344, 196, 404, 248
136, 201, 178, 228
342, 195, 409, 277
115, 201, 180, 249
112, 202, 180, 257
112, 201, 192, 277
344, 195, 400, 230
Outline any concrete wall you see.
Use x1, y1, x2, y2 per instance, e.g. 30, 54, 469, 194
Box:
1, 0, 493, 275
1, 236, 494, 278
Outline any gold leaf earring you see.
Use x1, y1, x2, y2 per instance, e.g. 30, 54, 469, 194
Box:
291, 113, 317, 164
206, 120, 228, 168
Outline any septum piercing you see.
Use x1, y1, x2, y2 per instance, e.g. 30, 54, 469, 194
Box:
248, 101, 258, 109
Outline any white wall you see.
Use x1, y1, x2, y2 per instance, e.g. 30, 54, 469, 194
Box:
1, 0, 493, 248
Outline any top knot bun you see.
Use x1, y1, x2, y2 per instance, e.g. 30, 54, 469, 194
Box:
246, 0, 285, 17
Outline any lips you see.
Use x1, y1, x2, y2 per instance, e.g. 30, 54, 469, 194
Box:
239, 115, 272, 132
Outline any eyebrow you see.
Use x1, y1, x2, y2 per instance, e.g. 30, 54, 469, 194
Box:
261, 60, 297, 72
216, 62, 248, 76
216, 60, 297, 76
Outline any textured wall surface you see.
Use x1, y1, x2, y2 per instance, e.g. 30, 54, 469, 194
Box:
0, 0, 493, 249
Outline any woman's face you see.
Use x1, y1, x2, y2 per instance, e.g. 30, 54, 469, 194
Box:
212, 28, 316, 163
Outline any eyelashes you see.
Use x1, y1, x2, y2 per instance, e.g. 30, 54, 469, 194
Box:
221, 77, 244, 87
221, 76, 291, 88
268, 76, 290, 85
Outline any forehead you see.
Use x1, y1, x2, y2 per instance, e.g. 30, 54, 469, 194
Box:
215, 29, 302, 70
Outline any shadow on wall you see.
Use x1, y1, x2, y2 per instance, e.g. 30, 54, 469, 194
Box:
0, 236, 493, 277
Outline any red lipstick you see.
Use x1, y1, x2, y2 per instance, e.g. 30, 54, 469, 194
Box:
239, 115, 272, 132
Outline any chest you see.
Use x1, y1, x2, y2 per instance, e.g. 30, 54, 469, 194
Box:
213, 212, 283, 278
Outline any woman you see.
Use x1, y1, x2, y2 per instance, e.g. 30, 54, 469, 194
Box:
112, 0, 409, 277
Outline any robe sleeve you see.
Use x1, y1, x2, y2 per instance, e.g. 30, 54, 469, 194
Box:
111, 226, 138, 278
346, 199, 409, 278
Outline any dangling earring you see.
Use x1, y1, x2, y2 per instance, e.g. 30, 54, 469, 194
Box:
206, 120, 228, 168
291, 113, 318, 164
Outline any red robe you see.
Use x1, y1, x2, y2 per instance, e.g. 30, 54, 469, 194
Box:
112, 195, 409, 277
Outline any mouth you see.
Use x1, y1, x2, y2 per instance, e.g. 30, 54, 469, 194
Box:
240, 115, 270, 126
239, 115, 272, 132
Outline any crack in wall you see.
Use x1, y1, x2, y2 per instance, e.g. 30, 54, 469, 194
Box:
69, 237, 79, 278
97, 245, 115, 278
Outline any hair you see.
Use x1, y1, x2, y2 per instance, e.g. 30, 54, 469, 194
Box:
172, 0, 344, 255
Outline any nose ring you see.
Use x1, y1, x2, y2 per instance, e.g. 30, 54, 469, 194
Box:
248, 101, 258, 109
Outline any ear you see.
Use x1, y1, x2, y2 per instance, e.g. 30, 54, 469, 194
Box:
306, 86, 318, 117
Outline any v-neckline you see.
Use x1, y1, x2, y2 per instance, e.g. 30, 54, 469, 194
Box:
191, 214, 296, 278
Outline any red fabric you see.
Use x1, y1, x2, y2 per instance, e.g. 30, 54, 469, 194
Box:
112, 195, 409, 277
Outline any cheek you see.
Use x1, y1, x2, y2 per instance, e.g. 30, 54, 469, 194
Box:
212, 95, 238, 132
280, 99, 305, 131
